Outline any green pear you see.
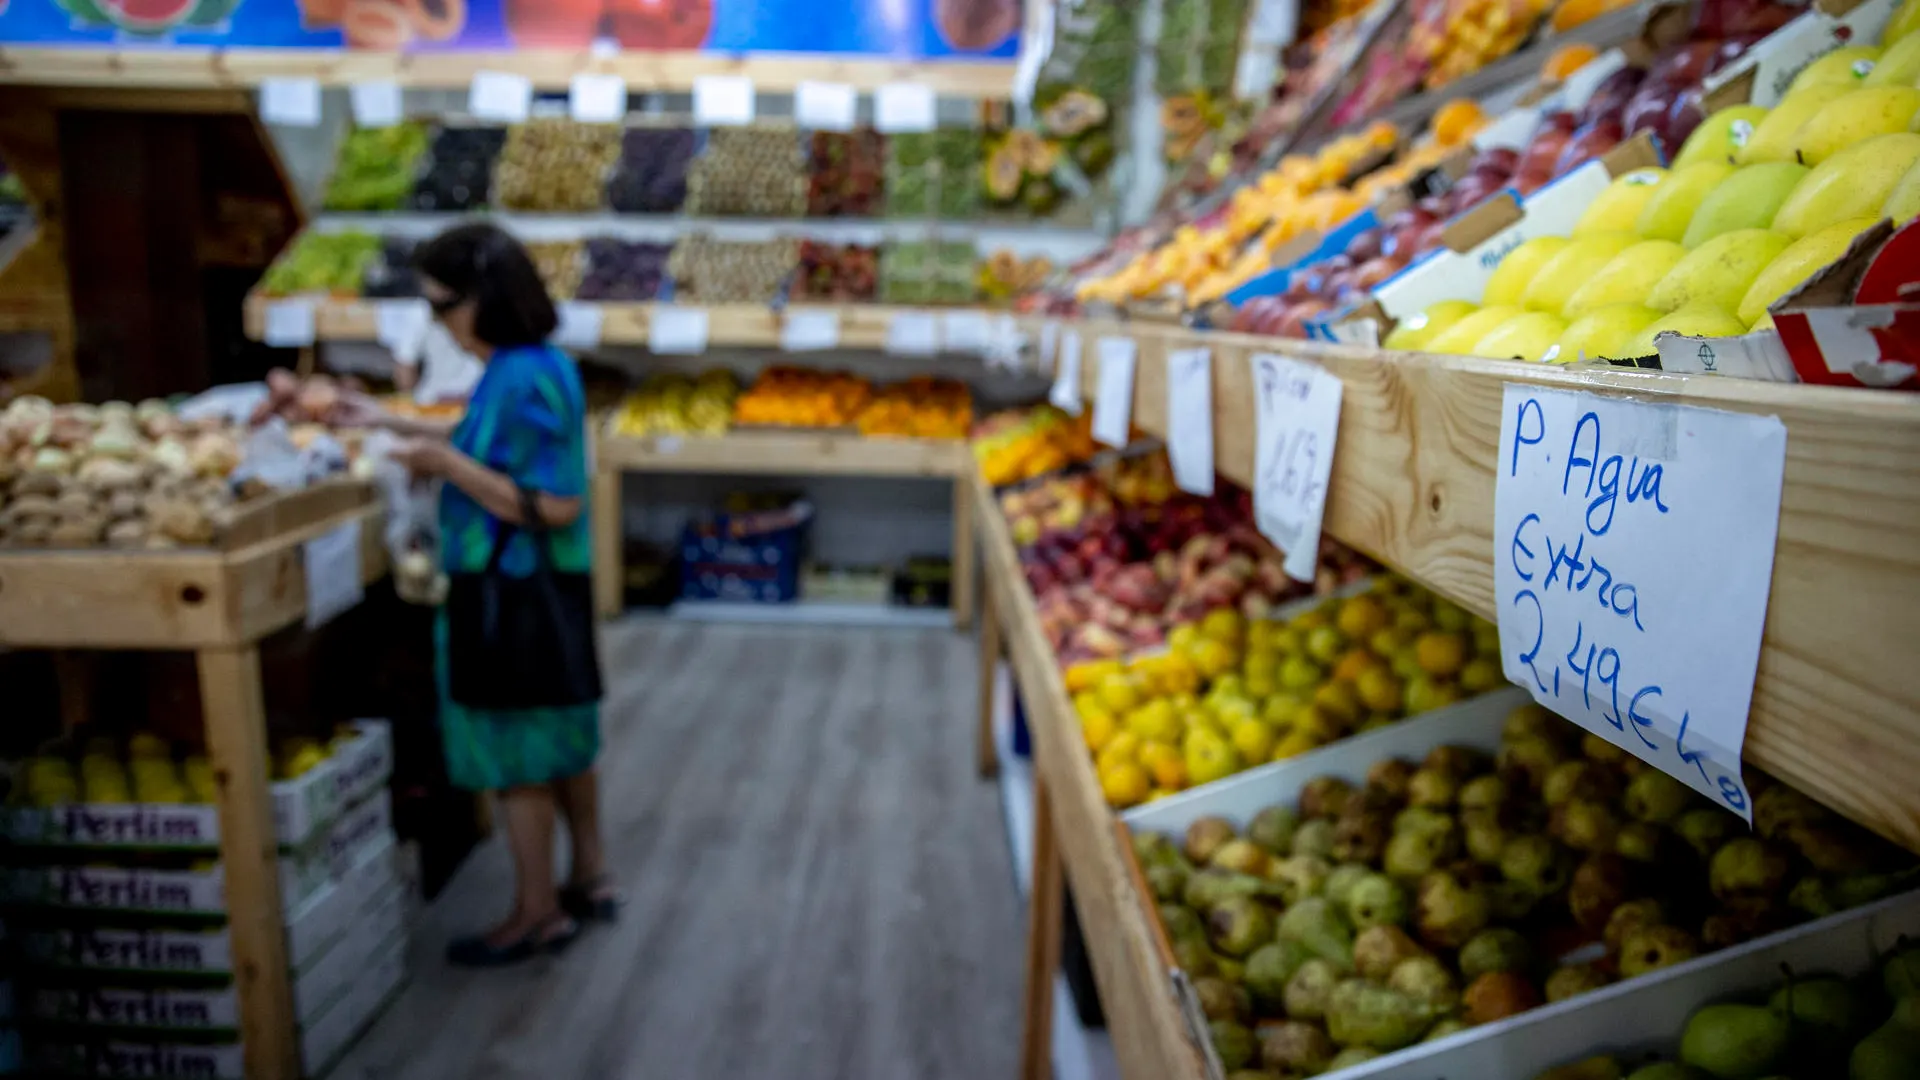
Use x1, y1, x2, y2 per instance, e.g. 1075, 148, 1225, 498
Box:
1208, 895, 1276, 958
1884, 939, 1920, 998
1193, 975, 1251, 1022
1678, 1002, 1791, 1079
1345, 872, 1410, 930
1767, 974, 1871, 1049
1209, 1019, 1257, 1071
1459, 927, 1535, 982
1278, 896, 1355, 970
1243, 941, 1313, 1014
1323, 862, 1372, 910
1852, 997, 1920, 1080
1159, 903, 1204, 943
1283, 957, 1342, 1021
1326, 978, 1435, 1052
1247, 805, 1299, 854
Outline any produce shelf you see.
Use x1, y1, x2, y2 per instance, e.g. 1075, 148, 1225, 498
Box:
592, 429, 976, 629
0, 47, 1022, 98
1046, 320, 1920, 852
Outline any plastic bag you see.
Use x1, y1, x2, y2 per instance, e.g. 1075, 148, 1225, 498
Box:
360, 430, 446, 604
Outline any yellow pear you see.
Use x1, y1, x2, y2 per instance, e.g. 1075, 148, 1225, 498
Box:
1888, 158, 1920, 223
1648, 229, 1792, 313
1552, 304, 1663, 362
1637, 162, 1737, 241
1384, 299, 1480, 350
1521, 233, 1639, 314
1681, 162, 1809, 248
1737, 217, 1878, 324
1674, 106, 1769, 169
1619, 304, 1750, 358
1791, 86, 1920, 166
1888, 0, 1920, 46
1773, 132, 1920, 236
1740, 83, 1855, 164
1865, 31, 1920, 87
1565, 240, 1688, 315
1472, 311, 1569, 361
1427, 306, 1524, 354
1482, 236, 1571, 307
1785, 46, 1883, 96
1573, 167, 1668, 235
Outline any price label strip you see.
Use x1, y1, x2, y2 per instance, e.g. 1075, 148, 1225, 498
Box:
1250, 353, 1341, 582
1091, 336, 1136, 448
1494, 386, 1786, 822
1166, 347, 1214, 496
1048, 330, 1083, 415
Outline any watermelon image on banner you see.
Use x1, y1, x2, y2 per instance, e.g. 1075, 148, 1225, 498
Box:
54, 0, 243, 35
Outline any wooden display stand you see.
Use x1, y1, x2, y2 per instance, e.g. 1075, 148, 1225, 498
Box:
0, 483, 387, 1080
592, 428, 976, 630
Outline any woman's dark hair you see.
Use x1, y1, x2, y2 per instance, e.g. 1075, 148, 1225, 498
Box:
414, 223, 558, 348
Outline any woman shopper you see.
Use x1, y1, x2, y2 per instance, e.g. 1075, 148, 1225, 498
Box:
337, 222, 617, 966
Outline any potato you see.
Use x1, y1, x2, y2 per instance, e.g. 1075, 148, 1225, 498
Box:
148, 498, 215, 545
77, 456, 146, 493
6, 520, 53, 547
12, 470, 60, 497
105, 519, 149, 548
53, 490, 95, 517
107, 490, 143, 521
2, 493, 59, 525
46, 516, 104, 547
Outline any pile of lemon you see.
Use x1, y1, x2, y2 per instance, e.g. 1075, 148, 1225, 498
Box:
1068, 578, 1504, 808
21, 735, 217, 806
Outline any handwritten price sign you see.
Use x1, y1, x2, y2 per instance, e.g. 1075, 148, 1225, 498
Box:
1250, 353, 1342, 583
1494, 385, 1787, 823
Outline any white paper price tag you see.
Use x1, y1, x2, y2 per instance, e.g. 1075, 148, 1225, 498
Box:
1048, 330, 1083, 415
1091, 337, 1136, 448
304, 520, 364, 630
554, 303, 605, 351
875, 83, 937, 133
349, 81, 403, 128
693, 75, 755, 126
1248, 0, 1298, 44
1494, 386, 1785, 822
941, 311, 991, 355
263, 300, 317, 347
468, 71, 533, 123
569, 73, 628, 123
1166, 347, 1214, 496
795, 81, 857, 132
259, 77, 322, 127
886, 311, 939, 356
649, 307, 710, 354
1250, 353, 1342, 582
373, 299, 430, 351
781, 310, 840, 352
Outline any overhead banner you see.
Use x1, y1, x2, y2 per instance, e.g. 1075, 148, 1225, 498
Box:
0, 0, 1022, 58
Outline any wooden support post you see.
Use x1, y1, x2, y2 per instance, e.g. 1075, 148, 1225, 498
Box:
196, 646, 299, 1080
1019, 774, 1063, 1080
977, 586, 1001, 779
951, 472, 976, 631
592, 464, 624, 620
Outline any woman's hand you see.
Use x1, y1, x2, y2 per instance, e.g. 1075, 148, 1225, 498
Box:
390, 437, 451, 477
325, 389, 394, 430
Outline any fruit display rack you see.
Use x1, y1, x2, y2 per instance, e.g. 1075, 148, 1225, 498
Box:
0, 481, 386, 1080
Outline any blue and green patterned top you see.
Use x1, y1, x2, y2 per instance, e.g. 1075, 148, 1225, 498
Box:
440, 343, 591, 575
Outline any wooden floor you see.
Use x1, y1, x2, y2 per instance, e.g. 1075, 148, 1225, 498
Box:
333, 619, 1023, 1080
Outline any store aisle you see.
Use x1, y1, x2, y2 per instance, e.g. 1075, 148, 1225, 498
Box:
334, 620, 1024, 1080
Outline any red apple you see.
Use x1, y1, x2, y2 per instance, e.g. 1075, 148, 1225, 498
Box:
1272, 299, 1335, 339
1623, 83, 1678, 137
1649, 40, 1721, 87
1518, 124, 1575, 179
1554, 117, 1624, 175
1345, 227, 1384, 263
1579, 67, 1647, 127
1470, 146, 1522, 175
1352, 254, 1407, 292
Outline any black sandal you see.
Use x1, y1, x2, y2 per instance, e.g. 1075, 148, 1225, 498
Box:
446, 914, 580, 968
559, 877, 622, 923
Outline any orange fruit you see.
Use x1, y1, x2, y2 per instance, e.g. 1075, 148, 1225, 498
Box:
1543, 43, 1600, 82
1432, 99, 1486, 146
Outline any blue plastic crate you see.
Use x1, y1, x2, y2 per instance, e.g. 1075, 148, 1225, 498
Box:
678, 500, 813, 604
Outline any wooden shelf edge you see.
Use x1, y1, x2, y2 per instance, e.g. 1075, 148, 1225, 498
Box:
597, 429, 970, 478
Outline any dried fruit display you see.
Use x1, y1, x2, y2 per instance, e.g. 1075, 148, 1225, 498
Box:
577, 239, 673, 303
524, 240, 586, 300
878, 241, 977, 306
970, 404, 1097, 487
1156, 0, 1250, 100
979, 250, 1055, 302
794, 242, 880, 303
733, 367, 873, 429
606, 127, 697, 214
854, 377, 973, 439
983, 130, 1067, 216
260, 231, 381, 297
684, 127, 807, 217
323, 122, 431, 212
1135, 702, 1915, 1072
608, 371, 738, 437
493, 121, 623, 213
807, 130, 887, 217
885, 129, 982, 219
409, 126, 507, 212
361, 237, 421, 299
666, 236, 801, 304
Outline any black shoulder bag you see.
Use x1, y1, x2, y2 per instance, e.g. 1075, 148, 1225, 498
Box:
445, 487, 604, 711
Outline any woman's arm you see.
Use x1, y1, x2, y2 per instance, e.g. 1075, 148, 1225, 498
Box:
409, 440, 582, 527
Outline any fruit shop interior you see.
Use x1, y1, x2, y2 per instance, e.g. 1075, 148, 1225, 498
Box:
1, 0, 1919, 1077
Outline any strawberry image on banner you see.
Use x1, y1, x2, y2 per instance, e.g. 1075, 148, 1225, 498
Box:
54, 0, 244, 35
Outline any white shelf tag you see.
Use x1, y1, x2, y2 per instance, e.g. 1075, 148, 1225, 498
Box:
263, 300, 317, 347
259, 78, 322, 127
1248, 0, 1298, 45
1494, 386, 1786, 823
782, 310, 841, 352
1048, 330, 1083, 415
1250, 352, 1342, 582
469, 71, 532, 123
554, 303, 605, 351
795, 81, 858, 132
1166, 347, 1214, 496
304, 520, 364, 630
373, 299, 430, 351
569, 73, 629, 123
648, 306, 710, 355
693, 75, 756, 127
349, 81, 403, 128
1091, 336, 1136, 448
886, 311, 940, 356
941, 311, 991, 355
875, 83, 937, 133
